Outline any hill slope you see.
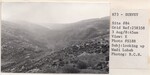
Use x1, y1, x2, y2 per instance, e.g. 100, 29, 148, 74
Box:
1, 16, 110, 73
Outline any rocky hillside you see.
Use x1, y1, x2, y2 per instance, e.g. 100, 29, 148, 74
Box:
1, 16, 110, 73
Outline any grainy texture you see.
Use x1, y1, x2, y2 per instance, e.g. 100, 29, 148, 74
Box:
1, 2, 110, 73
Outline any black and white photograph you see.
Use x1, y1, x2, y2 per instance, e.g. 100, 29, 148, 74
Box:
1, 2, 110, 73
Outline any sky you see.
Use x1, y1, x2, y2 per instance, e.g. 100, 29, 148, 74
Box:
2, 2, 109, 24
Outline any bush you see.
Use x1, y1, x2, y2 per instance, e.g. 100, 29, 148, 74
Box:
43, 66, 57, 73
77, 61, 88, 69
44, 68, 56, 73
61, 65, 80, 73
105, 56, 109, 61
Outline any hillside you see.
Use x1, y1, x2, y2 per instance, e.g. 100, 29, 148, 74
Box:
47, 17, 109, 49
1, 21, 52, 70
1, 16, 110, 73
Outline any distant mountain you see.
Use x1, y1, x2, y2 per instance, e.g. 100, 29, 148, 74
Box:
48, 17, 110, 49
1, 21, 52, 66
2, 21, 58, 47
64, 17, 109, 40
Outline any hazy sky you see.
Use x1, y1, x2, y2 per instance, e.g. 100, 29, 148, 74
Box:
2, 2, 109, 24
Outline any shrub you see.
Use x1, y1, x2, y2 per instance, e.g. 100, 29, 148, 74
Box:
43, 66, 57, 73
77, 61, 88, 69
105, 56, 109, 61
61, 65, 80, 73
44, 68, 56, 73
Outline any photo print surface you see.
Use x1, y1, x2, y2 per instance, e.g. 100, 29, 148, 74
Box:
1, 2, 110, 73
